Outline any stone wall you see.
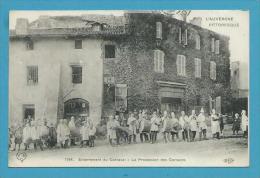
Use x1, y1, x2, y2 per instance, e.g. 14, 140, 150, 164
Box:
103, 12, 231, 115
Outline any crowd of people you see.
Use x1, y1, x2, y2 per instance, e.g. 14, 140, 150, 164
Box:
106, 108, 249, 146
9, 108, 249, 152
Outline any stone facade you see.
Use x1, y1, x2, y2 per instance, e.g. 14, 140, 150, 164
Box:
103, 12, 231, 116
9, 30, 104, 126
9, 12, 231, 127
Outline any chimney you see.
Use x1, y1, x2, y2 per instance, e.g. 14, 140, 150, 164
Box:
190, 17, 202, 27
15, 18, 29, 35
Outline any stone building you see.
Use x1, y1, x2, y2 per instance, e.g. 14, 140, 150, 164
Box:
9, 11, 231, 126
103, 12, 231, 117
230, 61, 248, 113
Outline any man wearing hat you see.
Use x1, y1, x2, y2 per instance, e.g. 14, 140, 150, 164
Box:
197, 108, 207, 140
232, 113, 240, 135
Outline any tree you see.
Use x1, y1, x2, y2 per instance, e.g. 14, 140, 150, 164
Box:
158, 10, 192, 22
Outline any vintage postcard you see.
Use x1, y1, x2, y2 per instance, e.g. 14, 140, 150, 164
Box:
8, 10, 249, 167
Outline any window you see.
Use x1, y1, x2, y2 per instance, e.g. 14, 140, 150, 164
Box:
179, 28, 188, 45
211, 37, 215, 52
184, 29, 188, 45
75, 40, 82, 49
27, 66, 38, 85
195, 34, 200, 50
115, 84, 127, 112
23, 104, 35, 123
215, 40, 220, 54
178, 28, 182, 43
210, 61, 216, 80
71, 65, 82, 84
26, 40, 34, 50
105, 45, 115, 58
194, 58, 201, 78
177, 55, 186, 76
154, 50, 164, 73
156, 22, 162, 39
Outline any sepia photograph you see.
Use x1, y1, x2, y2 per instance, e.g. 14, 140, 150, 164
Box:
8, 10, 249, 167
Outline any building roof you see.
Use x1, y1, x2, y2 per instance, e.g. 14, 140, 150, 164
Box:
29, 14, 126, 29
10, 14, 127, 38
10, 12, 229, 40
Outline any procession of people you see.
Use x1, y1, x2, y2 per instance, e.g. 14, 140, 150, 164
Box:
9, 108, 249, 152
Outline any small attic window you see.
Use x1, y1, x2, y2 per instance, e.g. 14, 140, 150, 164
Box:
92, 24, 101, 31
75, 39, 82, 49
105, 45, 115, 58
26, 40, 34, 50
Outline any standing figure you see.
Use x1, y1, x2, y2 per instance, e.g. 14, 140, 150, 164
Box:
179, 111, 188, 141
63, 119, 70, 148
38, 120, 49, 150
139, 112, 150, 142
189, 110, 198, 142
150, 111, 161, 144
232, 113, 240, 135
47, 123, 57, 148
12, 123, 23, 151
241, 110, 248, 138
107, 115, 120, 146
23, 122, 32, 150
57, 119, 70, 148
80, 119, 90, 147
127, 113, 137, 144
9, 127, 14, 150
211, 109, 220, 139
171, 112, 180, 142
219, 114, 225, 136
115, 114, 126, 144
31, 120, 43, 151
161, 111, 171, 143
88, 119, 96, 147
68, 116, 77, 146
197, 108, 207, 140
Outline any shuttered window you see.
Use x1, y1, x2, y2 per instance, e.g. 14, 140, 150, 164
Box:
178, 28, 182, 43
195, 34, 200, 50
215, 40, 220, 54
177, 55, 186, 76
184, 29, 188, 45
154, 50, 164, 73
156, 22, 162, 39
194, 58, 201, 78
211, 37, 215, 52
210, 61, 216, 80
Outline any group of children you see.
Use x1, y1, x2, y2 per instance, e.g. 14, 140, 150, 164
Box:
106, 108, 249, 146
9, 116, 96, 151
9, 109, 249, 151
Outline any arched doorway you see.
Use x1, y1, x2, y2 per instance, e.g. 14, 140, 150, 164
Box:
64, 98, 89, 119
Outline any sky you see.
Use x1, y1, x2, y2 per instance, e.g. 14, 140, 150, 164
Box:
9, 10, 249, 65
